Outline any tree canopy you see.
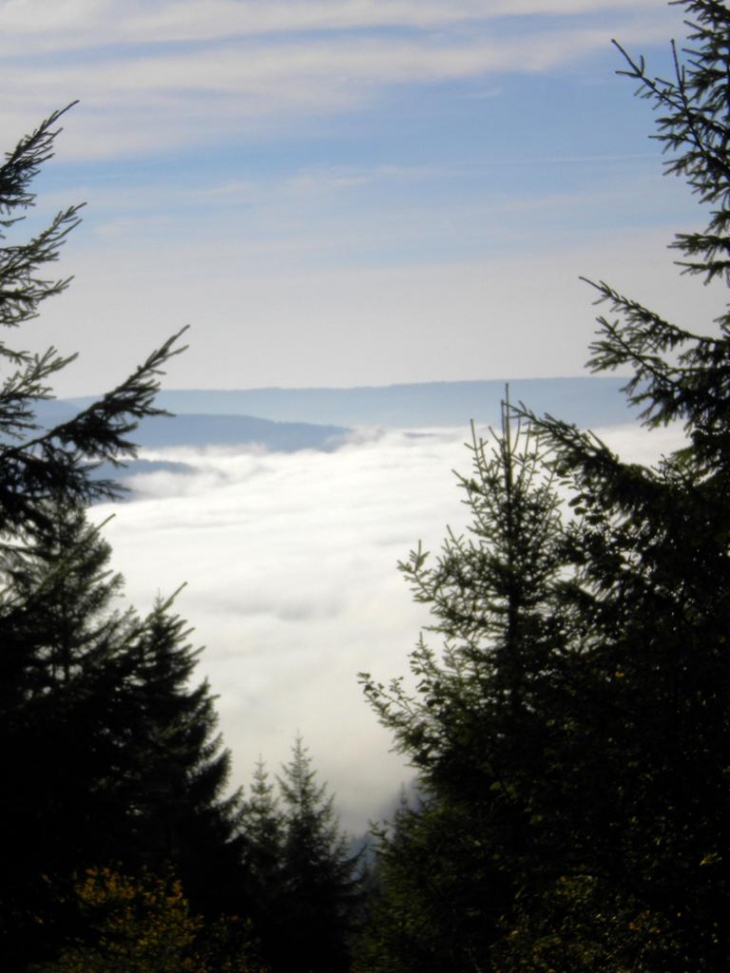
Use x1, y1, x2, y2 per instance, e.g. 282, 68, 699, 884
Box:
359, 3, 730, 970
0, 108, 248, 970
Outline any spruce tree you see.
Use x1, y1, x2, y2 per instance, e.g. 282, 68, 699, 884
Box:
129, 598, 249, 918
362, 4, 730, 969
242, 759, 286, 885
0, 109, 252, 970
517, 3, 730, 964
0, 503, 143, 968
270, 737, 362, 973
0, 506, 250, 968
240, 760, 286, 966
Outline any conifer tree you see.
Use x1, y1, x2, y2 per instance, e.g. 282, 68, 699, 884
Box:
0, 504, 143, 968
0, 506, 250, 968
241, 760, 285, 902
0, 109, 251, 970
129, 598, 249, 918
270, 737, 362, 973
0, 104, 186, 541
359, 410, 571, 973
239, 760, 286, 966
362, 4, 730, 969
517, 3, 730, 964
243, 759, 286, 883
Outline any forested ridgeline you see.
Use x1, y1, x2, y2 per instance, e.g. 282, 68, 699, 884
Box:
3, 2, 730, 971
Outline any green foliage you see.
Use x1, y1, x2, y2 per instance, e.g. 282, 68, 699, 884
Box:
491, 875, 681, 973
359, 794, 512, 973
0, 106, 186, 540
0, 501, 250, 967
241, 758, 286, 934
127, 598, 249, 918
358, 413, 572, 973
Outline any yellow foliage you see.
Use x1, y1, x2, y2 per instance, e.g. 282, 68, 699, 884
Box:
31, 867, 262, 973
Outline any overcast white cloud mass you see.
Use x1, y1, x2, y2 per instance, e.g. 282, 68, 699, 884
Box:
93, 419, 686, 833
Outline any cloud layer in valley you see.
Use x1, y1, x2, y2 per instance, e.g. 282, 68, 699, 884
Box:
94, 418, 686, 834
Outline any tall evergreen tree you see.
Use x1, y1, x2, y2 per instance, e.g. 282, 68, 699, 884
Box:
0, 109, 251, 970
518, 4, 730, 964
0, 505, 250, 968
362, 4, 730, 970
0, 504, 143, 968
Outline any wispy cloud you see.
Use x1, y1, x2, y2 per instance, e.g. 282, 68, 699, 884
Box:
1, 1, 677, 46
1, 1, 684, 158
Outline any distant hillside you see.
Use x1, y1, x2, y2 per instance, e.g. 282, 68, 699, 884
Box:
150, 377, 635, 430
33, 403, 349, 452
42, 378, 639, 459
130, 413, 348, 451
34, 377, 643, 496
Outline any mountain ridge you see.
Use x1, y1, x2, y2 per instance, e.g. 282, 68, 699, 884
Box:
63, 376, 635, 432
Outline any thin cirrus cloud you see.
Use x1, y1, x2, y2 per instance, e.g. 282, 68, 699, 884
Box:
2, 1, 675, 44
119, 0, 678, 41
1, 1, 684, 158
96, 419, 686, 834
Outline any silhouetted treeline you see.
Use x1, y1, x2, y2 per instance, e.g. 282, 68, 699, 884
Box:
0, 109, 361, 973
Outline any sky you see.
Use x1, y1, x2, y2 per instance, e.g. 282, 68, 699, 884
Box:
2, 0, 716, 396
4, 1, 724, 832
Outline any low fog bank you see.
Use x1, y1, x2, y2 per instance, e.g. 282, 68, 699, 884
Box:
94, 420, 685, 834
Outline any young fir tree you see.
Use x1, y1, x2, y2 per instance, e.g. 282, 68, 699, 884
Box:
358, 409, 572, 973
262, 737, 362, 973
242, 759, 286, 885
238, 760, 286, 965
128, 598, 249, 919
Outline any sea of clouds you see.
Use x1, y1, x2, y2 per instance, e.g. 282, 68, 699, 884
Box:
93, 419, 685, 835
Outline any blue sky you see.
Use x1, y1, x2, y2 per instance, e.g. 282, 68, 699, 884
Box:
3, 0, 714, 395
